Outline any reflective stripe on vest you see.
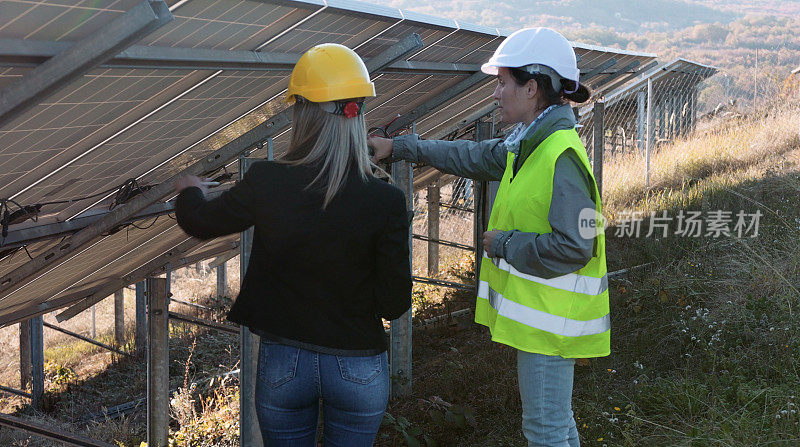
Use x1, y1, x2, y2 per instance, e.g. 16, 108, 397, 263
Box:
484, 252, 608, 296
478, 281, 610, 337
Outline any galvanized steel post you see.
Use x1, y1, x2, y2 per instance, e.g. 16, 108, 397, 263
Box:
114, 289, 125, 346
636, 90, 646, 155
672, 94, 681, 138
19, 320, 31, 390
135, 281, 147, 352
146, 277, 169, 447
646, 78, 653, 188
391, 127, 414, 397
20, 315, 44, 410
473, 120, 492, 292
239, 156, 263, 446
216, 263, 227, 300
30, 316, 44, 409
592, 101, 605, 199
427, 180, 440, 276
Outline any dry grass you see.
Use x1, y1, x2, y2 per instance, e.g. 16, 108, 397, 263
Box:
602, 103, 800, 220
0, 257, 242, 395
0, 258, 242, 445
411, 184, 477, 321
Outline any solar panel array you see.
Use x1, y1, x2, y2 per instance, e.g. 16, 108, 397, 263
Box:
0, 0, 660, 326
578, 58, 718, 158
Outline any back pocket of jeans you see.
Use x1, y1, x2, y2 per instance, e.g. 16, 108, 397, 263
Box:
337, 354, 382, 384
258, 341, 299, 388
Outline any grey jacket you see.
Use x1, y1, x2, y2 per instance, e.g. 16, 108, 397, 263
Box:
393, 104, 596, 279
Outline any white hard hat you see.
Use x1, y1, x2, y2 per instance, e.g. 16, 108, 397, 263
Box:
482, 27, 590, 103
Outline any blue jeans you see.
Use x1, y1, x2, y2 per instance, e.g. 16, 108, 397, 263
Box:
255, 340, 389, 446
518, 351, 580, 447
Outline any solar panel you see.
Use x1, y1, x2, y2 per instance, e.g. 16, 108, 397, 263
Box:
0, 0, 660, 325
0, 0, 144, 41
580, 58, 717, 123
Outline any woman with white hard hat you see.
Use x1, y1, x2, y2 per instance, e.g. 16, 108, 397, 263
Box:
174, 43, 412, 446
370, 27, 609, 446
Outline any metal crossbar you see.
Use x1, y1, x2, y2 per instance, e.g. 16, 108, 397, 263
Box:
42, 322, 132, 357
412, 275, 474, 292
168, 311, 239, 335
412, 234, 474, 251
0, 413, 115, 447
0, 384, 31, 399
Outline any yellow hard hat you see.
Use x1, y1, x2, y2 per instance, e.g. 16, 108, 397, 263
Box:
286, 43, 376, 103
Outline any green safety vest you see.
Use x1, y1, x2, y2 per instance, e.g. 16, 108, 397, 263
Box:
475, 128, 610, 358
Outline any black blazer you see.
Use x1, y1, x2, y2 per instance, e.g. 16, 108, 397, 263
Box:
176, 160, 411, 354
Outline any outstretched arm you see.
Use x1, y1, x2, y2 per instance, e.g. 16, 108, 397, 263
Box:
369, 134, 507, 181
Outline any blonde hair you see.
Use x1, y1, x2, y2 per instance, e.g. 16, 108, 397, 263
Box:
281, 98, 383, 207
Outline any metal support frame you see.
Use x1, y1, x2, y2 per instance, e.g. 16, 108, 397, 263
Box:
473, 120, 492, 294
0, 34, 424, 303
601, 60, 713, 110
592, 101, 605, 198
1, 191, 221, 250
599, 61, 660, 95
0, 0, 173, 128
0, 236, 237, 327
114, 290, 125, 346
390, 157, 414, 397
412, 234, 473, 251
386, 71, 491, 135
592, 60, 642, 89
473, 178, 487, 294
238, 156, 262, 446
54, 238, 204, 322
146, 277, 169, 447
169, 311, 238, 335
412, 275, 473, 292
427, 180, 440, 276
430, 103, 497, 141
0, 412, 115, 447
636, 90, 646, 155
135, 281, 146, 352
0, 384, 30, 399
170, 297, 212, 312
665, 95, 673, 139
0, 37, 473, 75
216, 263, 227, 299
672, 94, 680, 138
439, 202, 473, 213
30, 315, 44, 409
209, 250, 238, 268
19, 319, 31, 390
678, 93, 686, 137
645, 78, 653, 188
681, 91, 691, 135
149, 243, 239, 276
675, 91, 684, 137
42, 321, 132, 357
582, 58, 617, 82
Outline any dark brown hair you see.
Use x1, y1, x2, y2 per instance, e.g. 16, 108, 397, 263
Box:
509, 67, 591, 104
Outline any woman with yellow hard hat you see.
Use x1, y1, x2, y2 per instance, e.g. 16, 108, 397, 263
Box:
370, 28, 608, 446
174, 44, 412, 446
